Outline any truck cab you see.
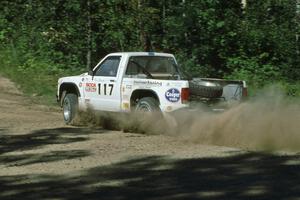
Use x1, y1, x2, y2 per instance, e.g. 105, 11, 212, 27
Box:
57, 52, 190, 124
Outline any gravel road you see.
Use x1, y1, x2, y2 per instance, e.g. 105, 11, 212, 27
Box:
0, 75, 299, 200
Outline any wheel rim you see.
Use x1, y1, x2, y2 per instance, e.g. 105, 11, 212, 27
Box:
137, 102, 152, 112
63, 98, 71, 121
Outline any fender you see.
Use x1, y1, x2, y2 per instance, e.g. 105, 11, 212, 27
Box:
59, 82, 81, 106
130, 89, 160, 107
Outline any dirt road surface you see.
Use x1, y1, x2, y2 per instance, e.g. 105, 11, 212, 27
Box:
0, 75, 299, 200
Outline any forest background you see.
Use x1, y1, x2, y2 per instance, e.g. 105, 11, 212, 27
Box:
0, 0, 299, 103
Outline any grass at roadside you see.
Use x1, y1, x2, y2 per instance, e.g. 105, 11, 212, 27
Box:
0, 49, 84, 105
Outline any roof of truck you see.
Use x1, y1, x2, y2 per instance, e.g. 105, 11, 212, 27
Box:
107, 52, 174, 57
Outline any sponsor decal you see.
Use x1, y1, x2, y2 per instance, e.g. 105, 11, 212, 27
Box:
122, 103, 130, 109
85, 83, 96, 92
86, 83, 96, 87
133, 80, 162, 87
165, 88, 180, 103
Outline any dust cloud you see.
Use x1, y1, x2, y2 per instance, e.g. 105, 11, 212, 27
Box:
74, 108, 166, 134
75, 86, 300, 152
172, 86, 300, 152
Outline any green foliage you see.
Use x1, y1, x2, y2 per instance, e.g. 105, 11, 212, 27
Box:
278, 82, 300, 97
241, 0, 299, 80
226, 56, 280, 85
163, 0, 243, 77
0, 48, 83, 105
0, 0, 299, 101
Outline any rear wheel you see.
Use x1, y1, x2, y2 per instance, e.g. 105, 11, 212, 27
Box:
63, 93, 78, 124
135, 97, 160, 113
124, 97, 162, 133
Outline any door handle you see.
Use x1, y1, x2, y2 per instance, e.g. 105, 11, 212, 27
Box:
110, 80, 115, 82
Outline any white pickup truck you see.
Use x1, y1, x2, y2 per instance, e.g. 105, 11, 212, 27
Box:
57, 52, 247, 124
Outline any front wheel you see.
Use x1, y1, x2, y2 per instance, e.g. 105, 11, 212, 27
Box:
63, 93, 78, 124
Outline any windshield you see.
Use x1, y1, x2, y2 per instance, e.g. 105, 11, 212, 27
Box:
125, 56, 184, 80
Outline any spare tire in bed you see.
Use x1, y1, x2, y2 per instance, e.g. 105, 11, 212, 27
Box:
188, 79, 223, 98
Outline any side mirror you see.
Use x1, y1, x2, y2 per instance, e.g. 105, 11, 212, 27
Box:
88, 70, 93, 76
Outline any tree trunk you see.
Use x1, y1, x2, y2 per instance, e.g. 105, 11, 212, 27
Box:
242, 0, 247, 8
86, 0, 92, 71
182, 0, 187, 43
138, 0, 152, 51
296, 0, 300, 55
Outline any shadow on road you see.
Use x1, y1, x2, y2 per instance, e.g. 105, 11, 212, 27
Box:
0, 127, 105, 154
0, 153, 299, 200
0, 150, 90, 166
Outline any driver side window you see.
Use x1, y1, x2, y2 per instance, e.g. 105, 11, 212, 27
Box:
94, 56, 121, 77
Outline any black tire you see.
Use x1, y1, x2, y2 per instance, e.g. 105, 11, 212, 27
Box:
189, 80, 223, 98
124, 97, 162, 134
62, 93, 78, 124
135, 97, 160, 113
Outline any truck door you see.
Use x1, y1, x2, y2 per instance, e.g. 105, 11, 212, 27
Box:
84, 56, 122, 112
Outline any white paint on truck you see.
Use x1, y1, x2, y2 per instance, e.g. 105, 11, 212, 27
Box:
57, 52, 246, 121
58, 52, 189, 115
